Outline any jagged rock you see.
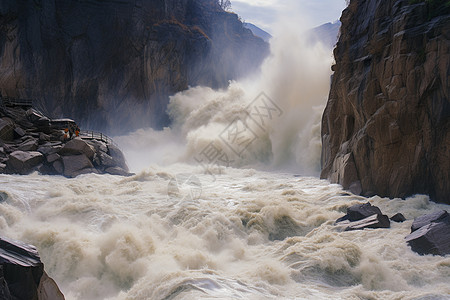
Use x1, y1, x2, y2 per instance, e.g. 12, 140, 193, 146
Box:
62, 154, 94, 177
52, 160, 63, 174
39, 132, 50, 142
390, 213, 406, 223
336, 202, 383, 223
0, 118, 14, 141
59, 139, 95, 159
320, 0, 450, 204
405, 213, 450, 256
6, 151, 43, 174
0, 163, 5, 172
0, 236, 64, 300
97, 152, 117, 168
411, 210, 449, 232
17, 138, 38, 151
105, 166, 133, 177
341, 213, 391, 231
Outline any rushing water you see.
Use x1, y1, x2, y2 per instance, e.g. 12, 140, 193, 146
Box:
0, 168, 449, 299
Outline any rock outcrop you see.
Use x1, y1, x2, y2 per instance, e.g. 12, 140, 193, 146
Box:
0, 103, 131, 177
0, 0, 268, 133
0, 236, 65, 299
321, 0, 450, 204
335, 202, 391, 230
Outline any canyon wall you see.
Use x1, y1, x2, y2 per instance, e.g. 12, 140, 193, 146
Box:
0, 0, 268, 132
321, 0, 449, 204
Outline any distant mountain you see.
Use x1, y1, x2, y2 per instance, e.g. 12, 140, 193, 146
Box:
307, 21, 341, 48
244, 23, 272, 42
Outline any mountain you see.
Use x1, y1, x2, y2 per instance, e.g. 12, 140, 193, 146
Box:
243, 23, 272, 42
321, 0, 450, 204
0, 0, 269, 133
307, 21, 341, 48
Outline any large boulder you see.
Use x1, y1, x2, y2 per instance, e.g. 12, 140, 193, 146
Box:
0, 118, 14, 141
405, 211, 450, 256
320, 0, 450, 204
6, 151, 43, 174
0, 236, 64, 300
107, 144, 129, 172
336, 202, 383, 222
336, 202, 390, 230
62, 154, 94, 177
59, 139, 95, 159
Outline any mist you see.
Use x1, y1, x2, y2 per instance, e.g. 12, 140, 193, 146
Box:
115, 9, 334, 175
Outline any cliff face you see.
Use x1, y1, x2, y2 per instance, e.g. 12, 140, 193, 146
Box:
321, 0, 450, 204
0, 0, 268, 132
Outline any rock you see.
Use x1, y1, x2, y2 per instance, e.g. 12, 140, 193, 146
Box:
6, 151, 43, 174
108, 144, 129, 172
405, 214, 450, 256
411, 210, 449, 233
97, 152, 117, 168
320, 0, 450, 204
0, 163, 5, 172
39, 132, 50, 142
46, 153, 60, 163
105, 166, 133, 177
52, 160, 64, 174
336, 202, 383, 223
62, 154, 94, 177
0, 118, 14, 141
17, 138, 38, 151
13, 127, 26, 138
341, 213, 391, 231
59, 139, 95, 159
390, 213, 406, 223
0, 191, 8, 202
0, 236, 64, 300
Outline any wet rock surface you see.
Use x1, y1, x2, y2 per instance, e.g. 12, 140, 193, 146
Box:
405, 210, 450, 256
0, 104, 131, 177
336, 202, 391, 230
0, 236, 64, 300
321, 0, 450, 204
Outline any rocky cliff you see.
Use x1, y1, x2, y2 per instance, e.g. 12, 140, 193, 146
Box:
321, 0, 450, 204
0, 0, 268, 133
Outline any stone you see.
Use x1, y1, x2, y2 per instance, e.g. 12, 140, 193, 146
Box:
39, 132, 50, 142
0, 118, 14, 141
390, 213, 406, 223
37, 145, 62, 156
6, 151, 43, 174
336, 202, 383, 223
108, 144, 129, 172
405, 215, 450, 256
320, 0, 450, 204
411, 210, 449, 233
62, 154, 94, 177
0, 236, 64, 299
16, 138, 38, 151
59, 139, 95, 159
53, 160, 64, 174
342, 213, 391, 231
105, 166, 133, 177
46, 153, 60, 163
13, 127, 26, 138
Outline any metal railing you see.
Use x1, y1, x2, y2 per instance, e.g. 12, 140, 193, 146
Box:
0, 97, 33, 107
79, 130, 119, 148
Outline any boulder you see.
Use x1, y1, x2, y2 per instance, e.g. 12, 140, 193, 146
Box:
411, 210, 449, 232
0, 236, 64, 300
405, 213, 450, 256
390, 213, 406, 223
342, 213, 391, 231
37, 142, 62, 156
52, 160, 64, 174
6, 151, 43, 174
39, 132, 50, 142
336, 202, 383, 223
59, 139, 95, 159
13, 127, 26, 138
46, 153, 60, 163
107, 144, 129, 172
62, 154, 94, 177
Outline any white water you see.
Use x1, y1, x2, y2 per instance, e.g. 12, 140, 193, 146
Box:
1, 8, 449, 300
0, 170, 449, 299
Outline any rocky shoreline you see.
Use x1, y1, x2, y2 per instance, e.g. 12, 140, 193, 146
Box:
0, 101, 131, 177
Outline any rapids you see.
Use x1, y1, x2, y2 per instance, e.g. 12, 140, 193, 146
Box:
0, 169, 449, 299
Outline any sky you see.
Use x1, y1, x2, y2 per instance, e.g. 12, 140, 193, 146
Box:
231, 0, 348, 32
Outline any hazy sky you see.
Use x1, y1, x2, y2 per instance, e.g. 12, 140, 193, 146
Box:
231, 0, 347, 32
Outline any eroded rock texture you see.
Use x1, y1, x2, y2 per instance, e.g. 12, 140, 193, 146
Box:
0, 0, 268, 132
321, 0, 450, 204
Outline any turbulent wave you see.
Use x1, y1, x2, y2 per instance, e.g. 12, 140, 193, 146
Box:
0, 170, 449, 300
